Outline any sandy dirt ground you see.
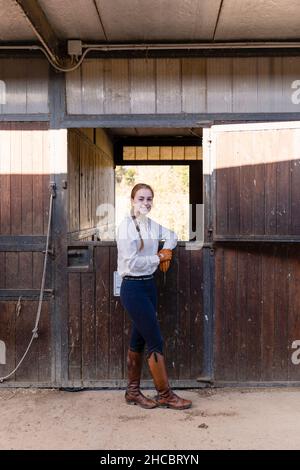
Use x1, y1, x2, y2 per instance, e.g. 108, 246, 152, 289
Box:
0, 387, 300, 450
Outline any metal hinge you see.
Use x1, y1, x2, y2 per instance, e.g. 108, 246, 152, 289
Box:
43, 248, 55, 259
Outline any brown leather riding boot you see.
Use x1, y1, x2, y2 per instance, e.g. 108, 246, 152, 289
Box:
148, 351, 192, 410
125, 349, 158, 409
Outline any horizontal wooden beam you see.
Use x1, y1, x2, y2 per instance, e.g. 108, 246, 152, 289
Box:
214, 236, 300, 243
0, 235, 48, 251
115, 136, 202, 146
0, 289, 54, 300
61, 113, 300, 129
0, 114, 50, 122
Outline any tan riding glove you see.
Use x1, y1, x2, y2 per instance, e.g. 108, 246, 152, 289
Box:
158, 249, 172, 273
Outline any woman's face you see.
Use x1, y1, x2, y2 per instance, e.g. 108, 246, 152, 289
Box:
131, 188, 153, 216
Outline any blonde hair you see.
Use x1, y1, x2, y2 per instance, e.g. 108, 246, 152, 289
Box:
130, 183, 154, 251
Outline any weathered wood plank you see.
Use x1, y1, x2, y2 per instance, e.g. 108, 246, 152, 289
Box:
109, 246, 124, 379
160, 147, 172, 160
0, 252, 5, 288
15, 301, 39, 382
26, 59, 49, 114
82, 60, 104, 115
246, 247, 262, 381
21, 130, 33, 235
156, 59, 181, 113
104, 59, 130, 114
135, 147, 148, 160
288, 245, 300, 381
272, 245, 289, 381
5, 252, 19, 289
81, 272, 96, 381
32, 130, 44, 234
37, 301, 51, 382
214, 247, 225, 380
130, 59, 156, 114
233, 58, 258, 113
0, 302, 16, 380
68, 273, 82, 382
182, 58, 206, 113
276, 160, 290, 235
66, 67, 83, 114
1, 59, 27, 114
236, 247, 248, 382
18, 252, 33, 288
177, 245, 190, 379
261, 245, 276, 381
0, 125, 11, 235
222, 246, 238, 381
95, 246, 110, 380
207, 58, 232, 113
291, 159, 300, 235
190, 248, 204, 379
10, 129, 22, 234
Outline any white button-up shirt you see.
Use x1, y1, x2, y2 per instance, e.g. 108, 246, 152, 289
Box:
116, 214, 178, 278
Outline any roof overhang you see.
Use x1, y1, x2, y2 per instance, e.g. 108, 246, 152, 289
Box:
1, 1, 300, 67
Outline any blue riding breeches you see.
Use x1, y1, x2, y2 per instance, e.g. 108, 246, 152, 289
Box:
120, 275, 163, 356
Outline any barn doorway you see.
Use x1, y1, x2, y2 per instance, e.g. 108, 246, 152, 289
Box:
66, 126, 210, 388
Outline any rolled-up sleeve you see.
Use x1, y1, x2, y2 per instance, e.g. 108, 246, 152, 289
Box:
159, 224, 178, 250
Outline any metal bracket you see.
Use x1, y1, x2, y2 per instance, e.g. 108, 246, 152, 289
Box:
43, 248, 55, 259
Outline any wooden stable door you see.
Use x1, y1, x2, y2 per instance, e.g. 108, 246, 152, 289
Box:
0, 124, 67, 387
210, 122, 300, 384
66, 241, 205, 388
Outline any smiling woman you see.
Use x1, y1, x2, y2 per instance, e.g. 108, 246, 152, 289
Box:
116, 182, 192, 410
115, 165, 190, 240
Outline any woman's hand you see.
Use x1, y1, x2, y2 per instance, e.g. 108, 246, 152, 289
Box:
158, 249, 172, 261
158, 249, 172, 272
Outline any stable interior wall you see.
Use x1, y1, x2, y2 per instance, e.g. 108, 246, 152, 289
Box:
68, 128, 114, 240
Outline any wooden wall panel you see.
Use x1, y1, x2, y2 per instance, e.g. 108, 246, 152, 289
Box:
0, 301, 52, 383
66, 57, 300, 115
214, 244, 300, 383
213, 127, 300, 239
0, 123, 50, 236
1, 251, 51, 288
68, 129, 114, 237
0, 123, 57, 386
0, 59, 49, 114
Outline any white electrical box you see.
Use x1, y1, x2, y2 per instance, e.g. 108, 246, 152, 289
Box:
67, 39, 82, 57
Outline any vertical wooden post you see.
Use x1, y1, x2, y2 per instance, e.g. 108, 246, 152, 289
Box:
50, 129, 68, 386
49, 69, 69, 386
202, 127, 214, 381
